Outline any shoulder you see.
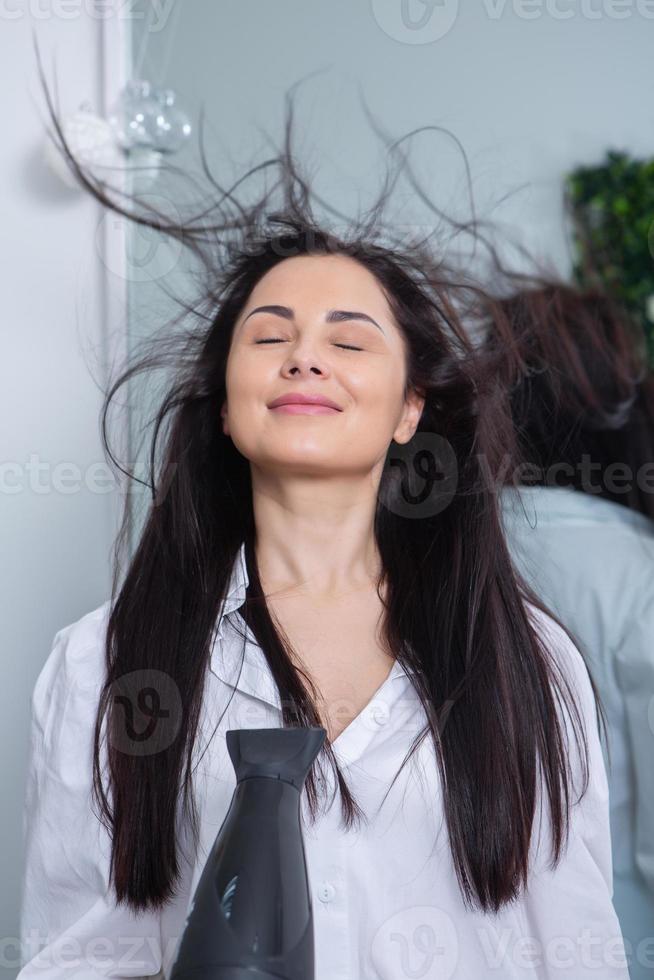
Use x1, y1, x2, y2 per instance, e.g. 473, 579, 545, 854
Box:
25, 600, 116, 794
523, 602, 613, 880
524, 600, 589, 680
523, 600, 600, 737
31, 600, 113, 724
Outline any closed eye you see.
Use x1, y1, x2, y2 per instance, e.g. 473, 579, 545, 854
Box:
254, 338, 363, 351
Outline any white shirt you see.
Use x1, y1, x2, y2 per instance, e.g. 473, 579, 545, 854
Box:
19, 540, 630, 979
500, 484, 654, 980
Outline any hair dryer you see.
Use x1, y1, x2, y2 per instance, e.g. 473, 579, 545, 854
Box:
168, 726, 326, 980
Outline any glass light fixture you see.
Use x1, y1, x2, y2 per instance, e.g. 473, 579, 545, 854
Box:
108, 79, 192, 155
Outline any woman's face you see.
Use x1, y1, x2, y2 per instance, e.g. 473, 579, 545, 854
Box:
221, 253, 424, 476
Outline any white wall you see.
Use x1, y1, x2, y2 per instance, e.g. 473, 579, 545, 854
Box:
0, 7, 127, 977
130, 0, 654, 293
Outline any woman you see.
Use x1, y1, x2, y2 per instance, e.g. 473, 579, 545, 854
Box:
18, 80, 629, 978
486, 281, 654, 980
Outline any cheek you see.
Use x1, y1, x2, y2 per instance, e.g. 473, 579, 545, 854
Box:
346, 360, 406, 412
225, 351, 266, 403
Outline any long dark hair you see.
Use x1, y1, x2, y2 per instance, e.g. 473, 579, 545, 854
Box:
483, 279, 654, 519
36, 53, 605, 918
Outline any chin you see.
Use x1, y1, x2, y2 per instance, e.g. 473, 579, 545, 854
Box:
258, 449, 343, 472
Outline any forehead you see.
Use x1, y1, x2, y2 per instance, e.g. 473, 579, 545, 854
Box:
241, 253, 393, 316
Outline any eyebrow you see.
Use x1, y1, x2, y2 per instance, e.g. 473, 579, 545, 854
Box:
242, 305, 384, 332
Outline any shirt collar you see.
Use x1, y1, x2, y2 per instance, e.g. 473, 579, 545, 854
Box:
208, 540, 412, 708
208, 540, 280, 706
215, 540, 250, 628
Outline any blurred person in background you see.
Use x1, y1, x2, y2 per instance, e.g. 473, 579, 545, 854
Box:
485, 282, 654, 979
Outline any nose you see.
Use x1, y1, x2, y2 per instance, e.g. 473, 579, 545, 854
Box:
280, 338, 331, 379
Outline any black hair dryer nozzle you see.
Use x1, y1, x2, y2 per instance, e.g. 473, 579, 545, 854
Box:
168, 726, 327, 980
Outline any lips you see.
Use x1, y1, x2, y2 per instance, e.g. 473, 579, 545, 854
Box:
267, 393, 342, 411
269, 403, 340, 415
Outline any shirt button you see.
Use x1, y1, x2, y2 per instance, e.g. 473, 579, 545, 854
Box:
317, 882, 336, 903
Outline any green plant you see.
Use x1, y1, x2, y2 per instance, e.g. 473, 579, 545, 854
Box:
565, 149, 654, 367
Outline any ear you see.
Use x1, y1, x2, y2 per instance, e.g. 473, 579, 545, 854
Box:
392, 386, 425, 445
